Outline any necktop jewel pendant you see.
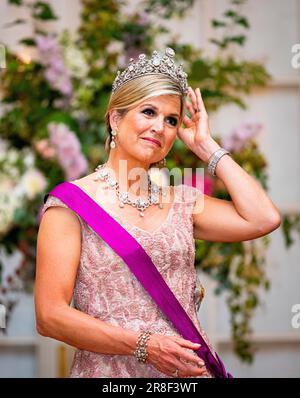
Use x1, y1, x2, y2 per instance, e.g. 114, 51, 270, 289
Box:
94, 163, 166, 217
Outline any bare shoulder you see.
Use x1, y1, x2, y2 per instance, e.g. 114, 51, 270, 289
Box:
41, 201, 81, 232
69, 172, 98, 190
40, 174, 98, 229
69, 173, 96, 187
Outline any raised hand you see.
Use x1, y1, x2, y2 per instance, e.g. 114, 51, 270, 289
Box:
177, 87, 220, 163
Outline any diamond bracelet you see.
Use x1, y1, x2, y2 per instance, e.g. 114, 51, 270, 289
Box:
207, 148, 230, 177
133, 330, 153, 363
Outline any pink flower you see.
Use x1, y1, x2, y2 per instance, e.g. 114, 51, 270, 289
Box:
65, 155, 88, 181
59, 77, 73, 96
184, 173, 213, 196
50, 57, 65, 72
45, 68, 57, 84
36, 35, 57, 53
34, 139, 56, 159
36, 34, 73, 98
138, 11, 149, 25
47, 122, 88, 180
221, 122, 262, 152
48, 123, 69, 145
59, 133, 80, 154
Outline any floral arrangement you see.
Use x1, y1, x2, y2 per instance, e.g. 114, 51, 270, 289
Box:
0, 0, 299, 363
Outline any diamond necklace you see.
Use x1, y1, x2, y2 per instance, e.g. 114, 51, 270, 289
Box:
94, 163, 167, 217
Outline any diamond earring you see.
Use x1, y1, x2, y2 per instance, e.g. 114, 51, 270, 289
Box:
110, 129, 117, 149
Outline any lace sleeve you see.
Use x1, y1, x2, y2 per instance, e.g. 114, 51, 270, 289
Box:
174, 184, 203, 216
40, 194, 85, 231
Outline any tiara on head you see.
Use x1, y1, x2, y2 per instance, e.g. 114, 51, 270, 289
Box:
112, 47, 189, 95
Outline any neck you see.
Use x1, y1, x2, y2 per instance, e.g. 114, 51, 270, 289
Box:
104, 151, 151, 196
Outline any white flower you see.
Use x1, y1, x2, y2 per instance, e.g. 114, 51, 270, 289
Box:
23, 151, 35, 168
0, 202, 15, 235
19, 168, 47, 200
14, 184, 26, 200
106, 41, 124, 55
0, 139, 8, 162
0, 176, 19, 236
64, 46, 89, 79
84, 78, 94, 87
7, 148, 18, 164
0, 175, 14, 192
9, 167, 19, 179
94, 57, 105, 69
117, 53, 127, 69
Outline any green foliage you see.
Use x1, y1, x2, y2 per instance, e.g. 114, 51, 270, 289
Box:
4, 2, 57, 37
32, 1, 58, 20
143, 0, 195, 18
188, 56, 271, 111
282, 214, 300, 247
209, 0, 250, 50
8, 0, 23, 5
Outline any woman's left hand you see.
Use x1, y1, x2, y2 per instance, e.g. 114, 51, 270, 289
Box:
177, 87, 220, 163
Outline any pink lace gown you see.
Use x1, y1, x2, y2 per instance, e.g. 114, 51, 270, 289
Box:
41, 183, 217, 378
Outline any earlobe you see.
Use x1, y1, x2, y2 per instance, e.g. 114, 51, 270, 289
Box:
109, 109, 120, 131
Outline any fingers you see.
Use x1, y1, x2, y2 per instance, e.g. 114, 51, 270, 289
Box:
187, 86, 199, 112
148, 334, 208, 378
168, 352, 207, 378
185, 101, 198, 118
177, 349, 205, 368
195, 87, 208, 118
194, 87, 201, 103
182, 363, 208, 378
170, 336, 201, 350
184, 87, 202, 128
169, 357, 189, 378
188, 86, 207, 116
171, 361, 207, 378
168, 337, 204, 366
170, 336, 201, 349
181, 114, 193, 128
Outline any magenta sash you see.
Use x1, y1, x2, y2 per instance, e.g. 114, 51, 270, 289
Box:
44, 181, 232, 378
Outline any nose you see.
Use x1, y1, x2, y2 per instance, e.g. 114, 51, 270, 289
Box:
151, 115, 164, 133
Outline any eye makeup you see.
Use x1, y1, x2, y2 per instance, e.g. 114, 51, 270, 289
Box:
141, 107, 178, 127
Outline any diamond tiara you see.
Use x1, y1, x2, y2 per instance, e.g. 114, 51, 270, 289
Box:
112, 47, 189, 95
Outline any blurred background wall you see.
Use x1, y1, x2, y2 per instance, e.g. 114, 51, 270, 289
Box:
0, 0, 299, 377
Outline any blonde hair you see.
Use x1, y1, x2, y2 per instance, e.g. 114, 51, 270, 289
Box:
104, 74, 185, 154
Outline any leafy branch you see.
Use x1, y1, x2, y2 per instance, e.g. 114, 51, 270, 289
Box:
142, 0, 195, 19
6, 0, 57, 23
282, 214, 300, 247
210, 0, 249, 50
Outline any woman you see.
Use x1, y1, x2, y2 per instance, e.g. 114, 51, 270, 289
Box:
35, 48, 281, 378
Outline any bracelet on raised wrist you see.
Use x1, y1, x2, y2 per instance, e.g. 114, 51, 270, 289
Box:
207, 148, 230, 177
